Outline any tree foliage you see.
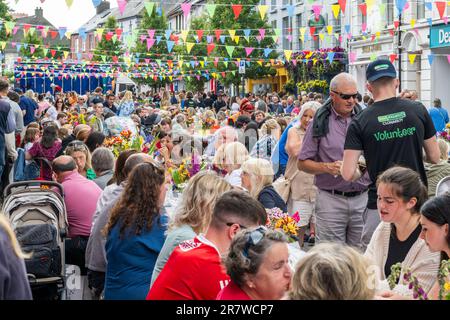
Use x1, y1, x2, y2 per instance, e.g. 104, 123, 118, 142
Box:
133, 8, 170, 88
0, 0, 12, 42
20, 32, 45, 59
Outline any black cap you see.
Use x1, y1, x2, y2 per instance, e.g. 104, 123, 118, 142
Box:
366, 59, 397, 82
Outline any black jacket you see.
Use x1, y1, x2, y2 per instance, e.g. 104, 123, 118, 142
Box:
258, 185, 287, 213
312, 98, 363, 138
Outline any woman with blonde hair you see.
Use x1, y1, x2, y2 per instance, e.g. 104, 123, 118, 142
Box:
285, 101, 321, 247
117, 91, 135, 117
250, 119, 280, 161
222, 142, 249, 188
241, 158, 287, 212
65, 140, 96, 180
150, 171, 232, 286
289, 243, 375, 300
0, 215, 32, 299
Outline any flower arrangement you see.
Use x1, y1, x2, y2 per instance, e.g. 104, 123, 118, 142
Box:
167, 153, 207, 190
67, 112, 86, 126
202, 117, 216, 131
265, 207, 300, 243
438, 259, 450, 300
387, 263, 428, 300
103, 130, 143, 157
297, 79, 329, 93
437, 123, 450, 143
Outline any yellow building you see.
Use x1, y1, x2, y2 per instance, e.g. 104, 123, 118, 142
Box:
246, 64, 289, 93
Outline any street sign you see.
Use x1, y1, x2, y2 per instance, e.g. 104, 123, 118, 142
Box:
239, 60, 246, 74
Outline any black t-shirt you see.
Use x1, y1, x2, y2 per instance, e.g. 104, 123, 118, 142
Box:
185, 99, 197, 109
213, 100, 226, 113
385, 224, 422, 278
344, 97, 436, 209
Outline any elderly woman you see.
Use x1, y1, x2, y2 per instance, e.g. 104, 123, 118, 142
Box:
103, 161, 168, 300
217, 227, 291, 300
205, 126, 238, 157
92, 147, 115, 190
64, 140, 96, 180
151, 171, 232, 287
219, 142, 249, 188
425, 139, 450, 197
250, 119, 281, 161
285, 101, 321, 246
241, 158, 287, 212
289, 243, 375, 300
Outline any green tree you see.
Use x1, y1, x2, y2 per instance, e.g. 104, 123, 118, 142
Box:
0, 0, 12, 42
20, 31, 45, 59
208, 0, 277, 95
133, 8, 170, 88
178, 17, 209, 92
93, 16, 124, 63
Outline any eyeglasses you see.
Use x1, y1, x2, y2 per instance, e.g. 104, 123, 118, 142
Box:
243, 226, 267, 258
331, 91, 359, 100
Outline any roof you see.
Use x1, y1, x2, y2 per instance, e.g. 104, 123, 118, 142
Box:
75, 0, 146, 34
15, 14, 56, 29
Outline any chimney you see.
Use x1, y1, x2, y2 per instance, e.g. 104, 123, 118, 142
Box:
35, 7, 43, 18
96, 0, 111, 15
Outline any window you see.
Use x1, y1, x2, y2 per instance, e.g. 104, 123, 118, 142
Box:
271, 0, 277, 11
384, 0, 394, 26
82, 39, 86, 52
282, 17, 292, 50
415, 1, 425, 20
90, 35, 94, 50
295, 13, 303, 51
75, 38, 79, 53
271, 20, 277, 29
282, 0, 292, 5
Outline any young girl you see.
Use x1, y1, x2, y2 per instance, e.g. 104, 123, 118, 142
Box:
22, 127, 40, 165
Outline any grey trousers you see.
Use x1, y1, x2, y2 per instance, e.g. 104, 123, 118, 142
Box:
361, 208, 381, 252
315, 189, 368, 249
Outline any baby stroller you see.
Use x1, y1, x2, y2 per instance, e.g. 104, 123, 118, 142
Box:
2, 181, 68, 300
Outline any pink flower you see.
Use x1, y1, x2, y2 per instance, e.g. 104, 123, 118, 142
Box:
292, 211, 300, 223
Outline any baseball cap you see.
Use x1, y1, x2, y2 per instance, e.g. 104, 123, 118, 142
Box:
366, 59, 397, 82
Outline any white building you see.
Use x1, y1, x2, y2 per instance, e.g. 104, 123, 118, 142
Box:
347, 0, 450, 111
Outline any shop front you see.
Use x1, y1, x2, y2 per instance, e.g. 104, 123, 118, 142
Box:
430, 24, 450, 112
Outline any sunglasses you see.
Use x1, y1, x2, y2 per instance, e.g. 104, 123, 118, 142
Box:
242, 226, 267, 258
331, 90, 359, 100
66, 140, 88, 151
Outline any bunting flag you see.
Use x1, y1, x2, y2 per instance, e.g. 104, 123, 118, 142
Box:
207, 43, 215, 55
166, 40, 174, 53
338, 0, 347, 14
231, 4, 242, 20
245, 47, 254, 57
225, 45, 235, 57
389, 53, 397, 63
408, 54, 417, 64
92, 0, 101, 7
331, 4, 341, 19
258, 5, 268, 20
180, 30, 188, 42
447, 55, 450, 65
427, 54, 435, 66
435, 1, 446, 20
65, 0, 74, 8
206, 4, 216, 17
117, 0, 127, 15
144, 2, 155, 16
185, 42, 194, 54
358, 3, 367, 16
284, 50, 292, 61
181, 3, 192, 18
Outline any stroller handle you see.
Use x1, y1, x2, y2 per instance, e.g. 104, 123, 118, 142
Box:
4, 181, 65, 198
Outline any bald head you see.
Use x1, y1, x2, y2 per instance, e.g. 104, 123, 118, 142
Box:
123, 153, 154, 178
52, 156, 77, 174
330, 73, 357, 92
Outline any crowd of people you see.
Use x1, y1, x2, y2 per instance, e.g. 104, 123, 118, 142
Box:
0, 58, 449, 301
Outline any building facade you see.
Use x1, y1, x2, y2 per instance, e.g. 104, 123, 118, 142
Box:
347, 0, 449, 111
4, 7, 69, 71
70, 0, 146, 60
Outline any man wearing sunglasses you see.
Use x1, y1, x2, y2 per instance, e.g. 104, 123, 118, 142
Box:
298, 72, 370, 249
147, 191, 267, 300
341, 59, 440, 251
